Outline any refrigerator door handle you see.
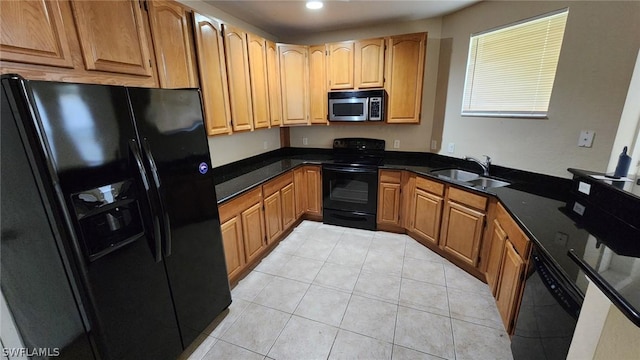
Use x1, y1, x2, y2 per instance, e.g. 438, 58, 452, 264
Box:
142, 138, 172, 258
129, 139, 162, 262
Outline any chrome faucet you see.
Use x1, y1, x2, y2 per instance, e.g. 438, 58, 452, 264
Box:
464, 155, 491, 176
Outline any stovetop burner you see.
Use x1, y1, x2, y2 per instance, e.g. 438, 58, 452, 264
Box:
331, 138, 385, 167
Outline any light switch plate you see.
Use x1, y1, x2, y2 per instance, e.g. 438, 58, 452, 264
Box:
393, 140, 400, 149
578, 130, 595, 147
303, 137, 308, 145
431, 140, 438, 150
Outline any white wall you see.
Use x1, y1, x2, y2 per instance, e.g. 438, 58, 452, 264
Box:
178, 0, 282, 167
289, 18, 443, 151
439, 1, 640, 177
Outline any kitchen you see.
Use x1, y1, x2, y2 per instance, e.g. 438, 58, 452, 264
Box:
1, 0, 639, 360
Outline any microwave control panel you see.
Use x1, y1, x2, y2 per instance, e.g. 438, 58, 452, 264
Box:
369, 97, 382, 121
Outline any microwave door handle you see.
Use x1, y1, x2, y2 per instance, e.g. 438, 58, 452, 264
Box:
128, 139, 162, 262
363, 98, 369, 120
141, 138, 172, 258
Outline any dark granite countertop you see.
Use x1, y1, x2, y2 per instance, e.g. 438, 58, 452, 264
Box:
212, 148, 640, 326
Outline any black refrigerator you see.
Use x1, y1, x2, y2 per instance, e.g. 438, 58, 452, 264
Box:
0, 75, 231, 359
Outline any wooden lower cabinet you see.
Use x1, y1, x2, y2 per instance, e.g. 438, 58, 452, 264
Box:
412, 189, 443, 245
241, 202, 266, 263
304, 166, 322, 216
496, 240, 525, 333
440, 188, 487, 267
263, 191, 283, 244
377, 170, 402, 227
281, 183, 296, 228
406, 175, 445, 245
220, 216, 244, 279
294, 167, 307, 218
485, 219, 507, 295
262, 172, 296, 244
218, 187, 265, 283
485, 202, 532, 334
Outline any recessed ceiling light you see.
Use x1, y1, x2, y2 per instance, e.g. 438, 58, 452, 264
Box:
306, 1, 324, 10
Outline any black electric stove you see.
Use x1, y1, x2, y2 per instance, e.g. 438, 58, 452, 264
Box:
322, 138, 385, 230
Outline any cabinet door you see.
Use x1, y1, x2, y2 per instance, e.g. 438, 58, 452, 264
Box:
377, 182, 401, 226
440, 200, 485, 266
147, 0, 196, 88
309, 45, 327, 124
0, 0, 74, 68
279, 44, 309, 125
486, 219, 507, 296
355, 38, 385, 89
192, 13, 231, 136
328, 41, 354, 90
220, 216, 245, 279
223, 24, 253, 131
281, 183, 296, 230
266, 40, 282, 127
496, 240, 525, 333
294, 167, 307, 218
247, 33, 270, 129
264, 191, 283, 244
241, 202, 265, 263
305, 166, 322, 215
412, 189, 443, 245
71, 0, 152, 76
385, 32, 426, 123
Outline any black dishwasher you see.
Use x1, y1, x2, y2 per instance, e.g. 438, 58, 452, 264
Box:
510, 246, 583, 360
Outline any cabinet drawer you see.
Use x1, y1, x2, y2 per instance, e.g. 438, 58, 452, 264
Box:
380, 170, 402, 184
496, 203, 530, 257
448, 187, 487, 211
263, 171, 294, 197
218, 187, 262, 223
416, 176, 445, 196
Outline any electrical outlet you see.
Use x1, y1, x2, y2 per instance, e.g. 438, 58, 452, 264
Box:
393, 140, 400, 149
431, 140, 438, 150
578, 130, 595, 147
302, 137, 308, 146
447, 142, 455, 153
263, 141, 268, 150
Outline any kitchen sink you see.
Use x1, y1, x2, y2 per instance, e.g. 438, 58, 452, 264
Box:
430, 168, 480, 182
430, 168, 510, 189
468, 177, 511, 189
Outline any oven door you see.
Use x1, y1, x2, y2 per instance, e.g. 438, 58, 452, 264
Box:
329, 98, 368, 121
322, 165, 378, 214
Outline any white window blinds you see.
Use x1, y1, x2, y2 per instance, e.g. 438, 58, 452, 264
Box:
462, 9, 569, 118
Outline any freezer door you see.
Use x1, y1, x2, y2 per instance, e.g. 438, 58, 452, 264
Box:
1, 78, 94, 359
26, 80, 183, 359
127, 87, 231, 346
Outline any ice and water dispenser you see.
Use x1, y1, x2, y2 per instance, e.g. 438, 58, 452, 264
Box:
71, 180, 144, 261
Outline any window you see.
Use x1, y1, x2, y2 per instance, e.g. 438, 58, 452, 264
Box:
462, 9, 569, 118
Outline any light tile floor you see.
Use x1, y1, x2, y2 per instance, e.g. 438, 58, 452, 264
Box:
184, 221, 513, 360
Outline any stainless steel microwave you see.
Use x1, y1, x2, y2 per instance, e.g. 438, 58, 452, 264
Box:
328, 90, 386, 122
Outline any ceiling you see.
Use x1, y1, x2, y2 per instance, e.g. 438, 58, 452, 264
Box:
204, 0, 481, 38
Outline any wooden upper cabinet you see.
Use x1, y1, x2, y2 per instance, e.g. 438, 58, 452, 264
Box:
147, 0, 197, 88
0, 0, 74, 68
71, 0, 153, 76
309, 45, 327, 124
385, 32, 427, 123
278, 44, 309, 125
328, 41, 354, 90
192, 13, 231, 136
355, 38, 385, 89
247, 33, 270, 129
266, 40, 282, 127
223, 24, 253, 132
